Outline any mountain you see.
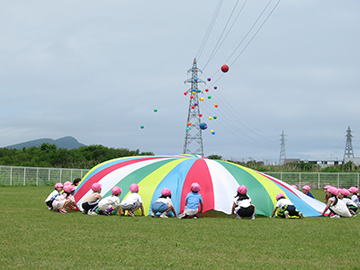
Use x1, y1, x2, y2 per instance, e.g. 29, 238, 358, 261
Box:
4, 136, 86, 150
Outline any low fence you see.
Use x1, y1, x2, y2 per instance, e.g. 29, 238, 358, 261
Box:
0, 165, 359, 188
0, 166, 90, 186
264, 172, 360, 189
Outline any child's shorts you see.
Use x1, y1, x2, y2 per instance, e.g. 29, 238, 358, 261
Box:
46, 200, 53, 208
82, 201, 99, 212
121, 201, 140, 211
184, 208, 198, 216
236, 205, 254, 217
278, 205, 299, 217
151, 202, 168, 213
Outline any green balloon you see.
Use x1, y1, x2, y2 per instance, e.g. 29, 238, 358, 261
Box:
208, 96, 211, 99
140, 125, 144, 129
186, 128, 190, 131
154, 109, 158, 112
213, 116, 217, 119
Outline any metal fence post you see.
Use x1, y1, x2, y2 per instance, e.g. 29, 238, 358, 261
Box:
10, 167, 12, 186
36, 168, 39, 186
299, 173, 301, 188
318, 173, 320, 189
24, 167, 26, 185
337, 173, 340, 188
60, 170, 62, 183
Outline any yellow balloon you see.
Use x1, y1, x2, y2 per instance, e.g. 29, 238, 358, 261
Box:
210, 129, 214, 133
209, 116, 212, 120
200, 97, 204, 101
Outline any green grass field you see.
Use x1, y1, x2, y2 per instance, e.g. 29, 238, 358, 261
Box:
1, 187, 359, 269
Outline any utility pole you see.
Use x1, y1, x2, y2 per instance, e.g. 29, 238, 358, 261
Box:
183, 59, 205, 156
344, 126, 354, 159
279, 131, 286, 165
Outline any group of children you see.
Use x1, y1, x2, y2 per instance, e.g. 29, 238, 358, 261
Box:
45, 179, 359, 219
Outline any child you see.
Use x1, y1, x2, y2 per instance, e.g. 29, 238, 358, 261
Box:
349, 187, 360, 208
52, 184, 78, 213
323, 185, 332, 203
339, 189, 357, 216
151, 188, 177, 218
321, 187, 351, 218
72, 178, 81, 187
270, 193, 303, 219
302, 185, 314, 198
178, 182, 203, 219
231, 185, 255, 220
97, 186, 122, 216
45, 183, 63, 210
120, 183, 145, 217
82, 183, 102, 216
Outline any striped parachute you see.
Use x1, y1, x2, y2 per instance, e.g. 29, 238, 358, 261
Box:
74, 155, 325, 217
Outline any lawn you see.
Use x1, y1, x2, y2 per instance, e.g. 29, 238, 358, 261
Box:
0, 187, 359, 269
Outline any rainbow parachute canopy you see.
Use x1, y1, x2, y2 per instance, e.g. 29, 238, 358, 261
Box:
74, 155, 326, 217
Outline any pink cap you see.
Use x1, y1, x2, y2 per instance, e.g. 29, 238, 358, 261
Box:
237, 185, 247, 195
190, 182, 201, 192
64, 181, 72, 186
276, 193, 285, 200
291, 185, 298, 189
302, 185, 311, 191
328, 187, 339, 196
92, 183, 102, 192
323, 185, 332, 190
55, 183, 63, 188
63, 184, 75, 193
112, 186, 122, 195
161, 188, 171, 196
349, 187, 359, 194
129, 183, 139, 193
341, 188, 350, 197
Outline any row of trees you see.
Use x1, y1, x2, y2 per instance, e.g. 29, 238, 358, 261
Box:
0, 146, 357, 172
0, 143, 154, 169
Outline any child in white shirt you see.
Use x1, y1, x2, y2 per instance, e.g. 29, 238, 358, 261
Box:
45, 183, 63, 211
97, 187, 122, 216
120, 183, 144, 217
270, 193, 303, 219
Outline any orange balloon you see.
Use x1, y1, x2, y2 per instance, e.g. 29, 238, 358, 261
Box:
188, 122, 192, 126
215, 104, 218, 108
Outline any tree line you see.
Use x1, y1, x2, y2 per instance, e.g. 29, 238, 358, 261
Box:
0, 143, 154, 169
0, 145, 357, 172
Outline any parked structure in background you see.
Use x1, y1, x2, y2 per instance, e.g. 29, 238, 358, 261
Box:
344, 125, 355, 159
279, 131, 286, 165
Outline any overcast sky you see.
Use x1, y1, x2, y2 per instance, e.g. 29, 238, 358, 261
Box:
1, 1, 359, 163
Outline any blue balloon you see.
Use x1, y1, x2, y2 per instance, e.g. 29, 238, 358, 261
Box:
194, 78, 198, 82
200, 122, 208, 130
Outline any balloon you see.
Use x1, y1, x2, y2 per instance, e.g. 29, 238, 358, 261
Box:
74, 155, 327, 217
188, 122, 192, 126
186, 128, 189, 131
194, 78, 198, 82
194, 103, 198, 106
199, 114, 203, 117
193, 88, 196, 92
140, 126, 144, 129
210, 129, 214, 133
205, 89, 209, 92
207, 78, 211, 81
214, 86, 217, 90
212, 131, 215, 135
209, 116, 212, 120
213, 116, 217, 119
200, 97, 204, 101
191, 106, 195, 109
208, 96, 211, 99
154, 109, 158, 112
221, 64, 229, 73
190, 95, 194, 99
214, 104, 218, 108
197, 89, 201, 93
200, 122, 207, 130
184, 92, 187, 95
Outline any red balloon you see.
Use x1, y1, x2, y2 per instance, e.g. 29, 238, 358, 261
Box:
184, 92, 187, 95
191, 106, 195, 109
190, 95, 194, 99
199, 113, 203, 117
221, 64, 229, 73
205, 88, 209, 92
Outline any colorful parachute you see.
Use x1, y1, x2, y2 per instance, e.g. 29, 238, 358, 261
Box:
74, 155, 326, 217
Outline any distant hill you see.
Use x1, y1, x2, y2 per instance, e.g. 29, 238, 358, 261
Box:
4, 136, 86, 150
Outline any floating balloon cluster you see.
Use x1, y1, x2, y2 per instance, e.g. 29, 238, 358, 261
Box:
183, 64, 229, 135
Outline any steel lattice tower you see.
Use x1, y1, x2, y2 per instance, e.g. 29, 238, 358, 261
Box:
344, 125, 354, 159
183, 59, 205, 156
279, 131, 286, 165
